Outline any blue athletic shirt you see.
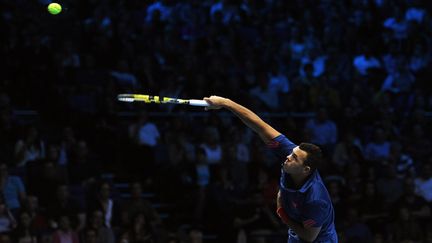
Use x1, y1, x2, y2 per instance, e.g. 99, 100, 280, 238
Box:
268, 135, 338, 243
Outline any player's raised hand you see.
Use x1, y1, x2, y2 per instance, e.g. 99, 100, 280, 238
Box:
203, 96, 228, 110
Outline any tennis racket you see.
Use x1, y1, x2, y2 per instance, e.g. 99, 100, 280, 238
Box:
117, 94, 209, 107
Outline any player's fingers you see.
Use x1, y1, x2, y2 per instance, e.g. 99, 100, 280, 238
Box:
203, 97, 213, 105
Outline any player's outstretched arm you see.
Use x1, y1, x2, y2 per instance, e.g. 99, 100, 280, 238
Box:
277, 191, 322, 242
204, 96, 280, 143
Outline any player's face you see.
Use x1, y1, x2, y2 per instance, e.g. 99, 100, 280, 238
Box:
283, 146, 309, 174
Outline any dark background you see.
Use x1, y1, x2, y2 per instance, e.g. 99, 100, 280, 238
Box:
1, 0, 432, 242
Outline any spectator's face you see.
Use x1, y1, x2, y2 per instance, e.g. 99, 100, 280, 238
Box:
85, 230, 97, 243
189, 230, 203, 243
76, 141, 88, 158
26, 196, 39, 211
59, 216, 70, 230
133, 213, 146, 227
131, 183, 142, 198
20, 212, 32, 228
91, 211, 104, 227
47, 145, 59, 160
100, 183, 110, 199
57, 186, 69, 200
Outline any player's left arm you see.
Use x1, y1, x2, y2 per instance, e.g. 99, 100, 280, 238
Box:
277, 192, 326, 242
276, 208, 321, 242
281, 216, 321, 242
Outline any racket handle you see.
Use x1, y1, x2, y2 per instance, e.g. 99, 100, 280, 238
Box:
189, 99, 209, 107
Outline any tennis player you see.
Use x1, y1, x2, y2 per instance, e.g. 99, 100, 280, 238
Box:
204, 96, 337, 243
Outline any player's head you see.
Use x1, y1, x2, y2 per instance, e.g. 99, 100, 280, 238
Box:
283, 143, 322, 175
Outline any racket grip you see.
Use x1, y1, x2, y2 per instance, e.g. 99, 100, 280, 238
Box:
189, 99, 209, 107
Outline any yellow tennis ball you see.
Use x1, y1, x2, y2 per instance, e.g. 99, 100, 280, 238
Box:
47, 3, 62, 15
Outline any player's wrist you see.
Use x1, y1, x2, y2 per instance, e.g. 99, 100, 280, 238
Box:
221, 98, 231, 107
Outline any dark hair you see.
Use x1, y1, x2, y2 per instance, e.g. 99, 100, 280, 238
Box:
299, 143, 322, 171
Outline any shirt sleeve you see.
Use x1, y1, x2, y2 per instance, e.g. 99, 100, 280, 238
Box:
300, 200, 330, 228
267, 134, 297, 161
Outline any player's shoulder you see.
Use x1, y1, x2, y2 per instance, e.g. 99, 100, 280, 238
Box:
306, 179, 332, 202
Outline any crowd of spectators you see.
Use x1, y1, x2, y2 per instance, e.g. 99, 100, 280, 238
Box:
2, 0, 432, 242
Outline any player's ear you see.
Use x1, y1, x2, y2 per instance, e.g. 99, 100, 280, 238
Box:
303, 166, 311, 173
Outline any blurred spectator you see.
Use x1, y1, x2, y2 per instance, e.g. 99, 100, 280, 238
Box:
27, 156, 67, 208
14, 126, 45, 167
357, 181, 386, 229
119, 181, 161, 230
209, 0, 241, 25
199, 126, 222, 166
342, 207, 373, 243
0, 195, 16, 233
381, 64, 415, 94
389, 207, 423, 242
326, 180, 348, 224
304, 107, 338, 153
332, 131, 363, 170
12, 211, 38, 243
364, 127, 391, 162
87, 181, 119, 229
58, 127, 77, 166
388, 141, 415, 179
376, 164, 404, 204
188, 227, 203, 243
394, 178, 430, 221
249, 72, 280, 111
46, 184, 86, 232
405, 1, 427, 24
408, 42, 430, 73
353, 47, 382, 76
146, 0, 173, 24
267, 65, 290, 94
109, 59, 140, 91
309, 81, 342, 114
300, 47, 327, 78
404, 123, 432, 163
191, 147, 210, 223
81, 228, 97, 243
128, 111, 160, 172
0, 163, 26, 213
52, 215, 80, 243
67, 140, 99, 186
88, 210, 115, 243
294, 63, 319, 88
383, 6, 410, 40
414, 163, 432, 203
224, 131, 250, 191
126, 212, 155, 243
22, 195, 48, 234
